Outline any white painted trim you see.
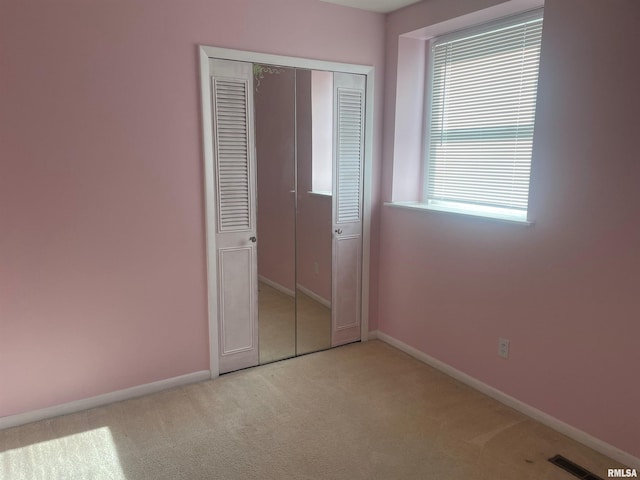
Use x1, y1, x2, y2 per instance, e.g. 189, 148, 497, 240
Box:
0, 371, 210, 431
296, 283, 331, 309
368, 329, 379, 340
199, 46, 374, 372
384, 202, 534, 226
200, 48, 220, 379
360, 62, 374, 343
374, 331, 640, 469
200, 46, 373, 76
258, 275, 295, 297
308, 190, 332, 197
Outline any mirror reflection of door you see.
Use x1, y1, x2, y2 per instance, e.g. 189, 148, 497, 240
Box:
254, 65, 296, 364
253, 65, 362, 363
295, 69, 333, 355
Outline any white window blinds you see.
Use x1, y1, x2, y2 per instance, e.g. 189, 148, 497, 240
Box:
425, 10, 543, 221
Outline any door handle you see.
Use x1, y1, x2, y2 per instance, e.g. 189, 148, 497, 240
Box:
249, 236, 257, 243
334, 229, 343, 235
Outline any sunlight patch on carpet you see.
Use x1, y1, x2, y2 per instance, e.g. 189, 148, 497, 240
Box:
0, 426, 126, 480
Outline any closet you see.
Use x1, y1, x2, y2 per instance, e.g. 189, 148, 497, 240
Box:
202, 52, 369, 375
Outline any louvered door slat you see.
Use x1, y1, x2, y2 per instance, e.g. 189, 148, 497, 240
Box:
335, 88, 364, 224
214, 77, 252, 232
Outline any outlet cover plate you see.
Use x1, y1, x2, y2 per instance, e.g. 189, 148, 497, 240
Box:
498, 338, 510, 359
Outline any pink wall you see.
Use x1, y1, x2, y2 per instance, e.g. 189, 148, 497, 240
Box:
255, 66, 296, 292
0, 0, 384, 417
311, 70, 333, 194
379, 0, 640, 459
391, 36, 425, 202
296, 70, 333, 302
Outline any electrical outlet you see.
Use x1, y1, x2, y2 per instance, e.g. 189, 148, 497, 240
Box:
313, 262, 319, 275
498, 338, 510, 359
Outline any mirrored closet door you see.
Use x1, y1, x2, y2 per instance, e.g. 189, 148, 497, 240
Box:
254, 65, 297, 364
294, 69, 333, 356
207, 58, 366, 373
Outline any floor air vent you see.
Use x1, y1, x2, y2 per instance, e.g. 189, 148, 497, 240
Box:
548, 455, 604, 480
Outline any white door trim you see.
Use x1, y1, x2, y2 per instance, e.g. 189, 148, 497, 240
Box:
199, 46, 374, 378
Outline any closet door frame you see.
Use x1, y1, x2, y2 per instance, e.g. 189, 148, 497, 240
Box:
199, 46, 374, 378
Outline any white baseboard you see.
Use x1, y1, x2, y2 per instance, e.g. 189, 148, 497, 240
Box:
371, 330, 640, 469
258, 275, 295, 297
296, 283, 331, 308
0, 370, 211, 431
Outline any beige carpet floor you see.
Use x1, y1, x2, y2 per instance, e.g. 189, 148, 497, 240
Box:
258, 281, 331, 364
0, 341, 627, 480
258, 281, 296, 364
295, 288, 331, 356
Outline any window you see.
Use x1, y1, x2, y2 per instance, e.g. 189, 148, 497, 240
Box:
423, 10, 543, 222
311, 70, 333, 196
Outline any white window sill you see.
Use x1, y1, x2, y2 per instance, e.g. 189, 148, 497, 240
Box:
384, 202, 533, 226
308, 190, 332, 197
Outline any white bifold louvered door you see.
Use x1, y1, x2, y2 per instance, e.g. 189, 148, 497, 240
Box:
331, 72, 366, 347
209, 59, 259, 374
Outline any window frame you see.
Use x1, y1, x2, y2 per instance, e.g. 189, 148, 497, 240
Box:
421, 8, 544, 223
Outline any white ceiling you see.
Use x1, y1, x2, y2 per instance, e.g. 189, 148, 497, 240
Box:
317, 0, 423, 13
